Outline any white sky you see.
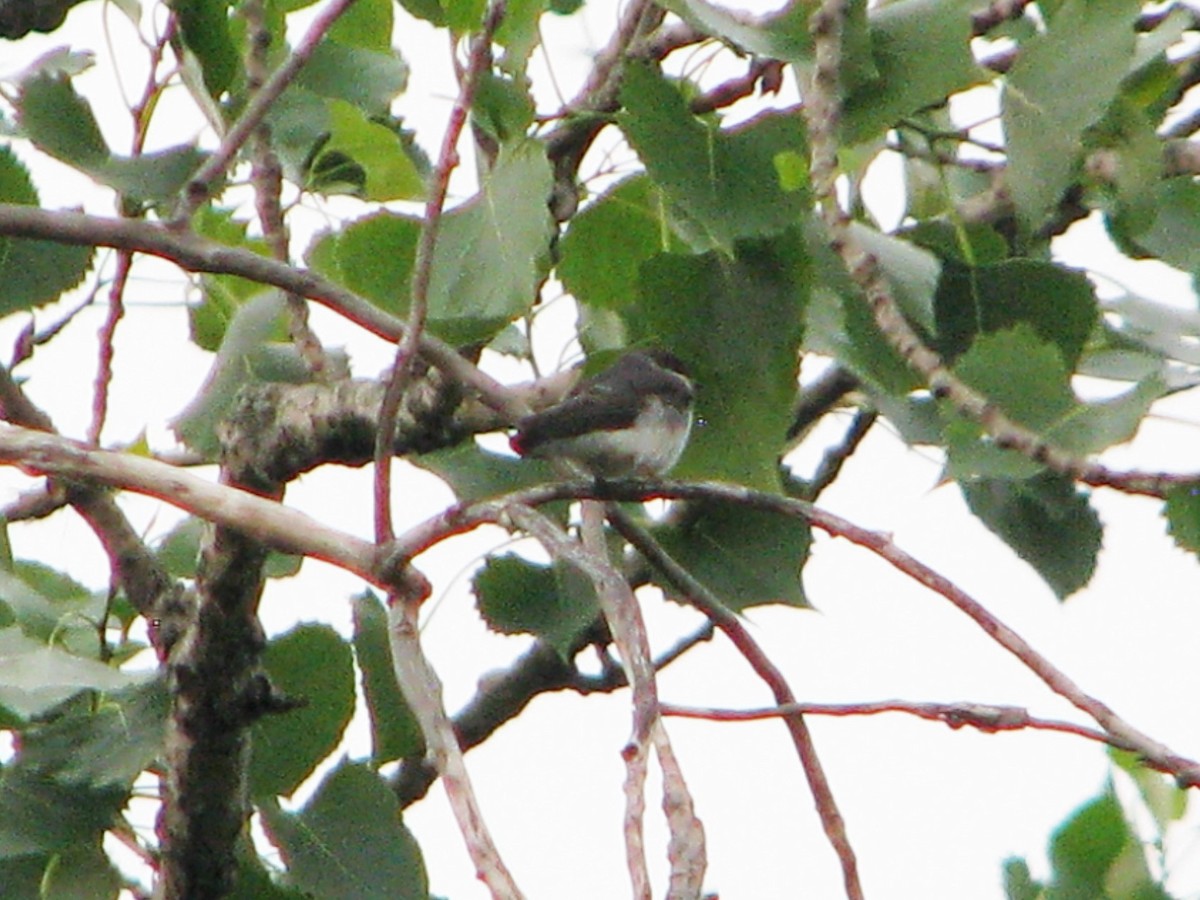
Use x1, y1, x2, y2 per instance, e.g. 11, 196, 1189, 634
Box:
3, 2, 1200, 898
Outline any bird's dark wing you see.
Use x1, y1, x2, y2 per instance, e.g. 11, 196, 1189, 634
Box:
514, 376, 642, 448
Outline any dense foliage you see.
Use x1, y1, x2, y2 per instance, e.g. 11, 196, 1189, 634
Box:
0, 0, 1199, 897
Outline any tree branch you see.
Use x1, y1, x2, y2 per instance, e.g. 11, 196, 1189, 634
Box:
375, 0, 507, 544
174, 0, 361, 219
661, 699, 1128, 750
800, 0, 1189, 502
388, 477, 1200, 789
608, 505, 862, 900
0, 204, 523, 419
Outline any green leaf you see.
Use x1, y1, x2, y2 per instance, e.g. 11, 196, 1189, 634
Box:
18, 679, 167, 789
935, 260, 1098, 369
0, 627, 146, 720
955, 326, 1077, 431
308, 100, 424, 200
260, 762, 428, 900
906, 220, 1009, 266
1001, 857, 1044, 900
653, 502, 809, 610
619, 62, 808, 252
0, 770, 125, 859
841, 0, 986, 144
18, 844, 121, 900
396, 0, 446, 27
559, 175, 683, 311
631, 231, 809, 491
945, 326, 1160, 479
250, 624, 355, 799
413, 442, 558, 504
1164, 483, 1200, 556
16, 70, 207, 204
656, 0, 811, 63
1087, 96, 1163, 237
172, 293, 318, 457
229, 845, 313, 900
1046, 375, 1163, 457
473, 555, 598, 656
472, 71, 536, 142
445, 0, 487, 33
851, 223, 940, 333
0, 565, 101, 648
495, 0, 550, 72
960, 473, 1101, 600
297, 40, 409, 118
189, 207, 275, 351
1109, 748, 1188, 835
18, 72, 109, 168
314, 140, 553, 345
175, 0, 238, 98
0, 147, 93, 315
96, 144, 209, 205
351, 591, 423, 764
1003, 0, 1141, 236
1109, 177, 1200, 276
327, 0, 393, 51
1048, 790, 1130, 896
803, 218, 922, 396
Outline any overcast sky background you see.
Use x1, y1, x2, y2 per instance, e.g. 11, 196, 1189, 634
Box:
3, 1, 1200, 898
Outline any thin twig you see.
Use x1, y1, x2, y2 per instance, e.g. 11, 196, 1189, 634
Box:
661, 699, 1130, 749
243, 0, 327, 377
89, 11, 173, 446
88, 252, 128, 446
608, 505, 862, 900
800, 408, 877, 501
509, 502, 706, 896
374, 1, 507, 543
173, 0, 361, 220
387, 478, 1200, 788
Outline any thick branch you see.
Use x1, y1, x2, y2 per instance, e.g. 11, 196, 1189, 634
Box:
0, 424, 382, 584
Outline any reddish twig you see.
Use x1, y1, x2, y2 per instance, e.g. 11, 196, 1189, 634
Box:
0, 205, 524, 415
388, 477, 1200, 790
661, 699, 1127, 748
88, 251, 128, 446
89, 16, 176, 446
386, 575, 526, 898
173, 0, 361, 220
608, 505, 862, 900
243, 0, 326, 377
374, 1, 508, 543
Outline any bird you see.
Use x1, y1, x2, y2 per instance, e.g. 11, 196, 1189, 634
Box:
510, 348, 695, 478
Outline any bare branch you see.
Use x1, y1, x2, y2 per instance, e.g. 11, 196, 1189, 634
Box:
661, 699, 1124, 748
608, 505, 862, 900
0, 423, 381, 584
508, 502, 707, 896
387, 476, 1200, 789
0, 204, 524, 418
